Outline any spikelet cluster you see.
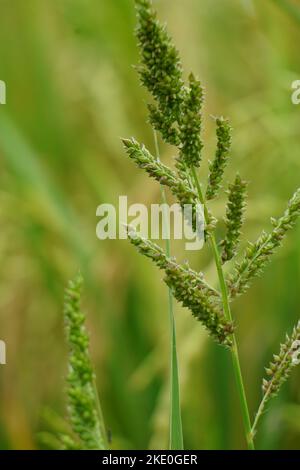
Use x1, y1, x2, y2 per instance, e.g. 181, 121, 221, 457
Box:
122, 137, 217, 238
228, 188, 300, 298
64, 274, 106, 450
122, 138, 197, 207
206, 117, 232, 201
135, 0, 204, 168
178, 74, 204, 168
135, 0, 183, 146
122, 137, 204, 233
128, 228, 233, 346
60, 434, 82, 450
262, 320, 300, 402
220, 174, 247, 264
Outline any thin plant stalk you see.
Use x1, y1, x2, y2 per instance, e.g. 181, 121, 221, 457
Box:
250, 345, 292, 439
92, 378, 109, 449
251, 394, 269, 440
191, 167, 255, 451
154, 131, 184, 450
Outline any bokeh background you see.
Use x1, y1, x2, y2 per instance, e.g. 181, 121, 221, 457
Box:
0, 0, 300, 450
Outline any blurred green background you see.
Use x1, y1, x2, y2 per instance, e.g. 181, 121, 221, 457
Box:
0, 0, 300, 450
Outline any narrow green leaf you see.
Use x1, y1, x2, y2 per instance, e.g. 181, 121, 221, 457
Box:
154, 132, 184, 450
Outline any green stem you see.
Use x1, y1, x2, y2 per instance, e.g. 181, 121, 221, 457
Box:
191, 167, 255, 451
93, 378, 109, 450
251, 392, 269, 440
154, 131, 184, 450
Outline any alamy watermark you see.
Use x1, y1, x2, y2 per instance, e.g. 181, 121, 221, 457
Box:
1, 81, 7, 364
291, 80, 300, 105
96, 196, 205, 251
0, 80, 6, 105
0, 340, 6, 365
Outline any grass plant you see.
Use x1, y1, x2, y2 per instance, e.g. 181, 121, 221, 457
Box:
122, 0, 300, 450
48, 0, 300, 451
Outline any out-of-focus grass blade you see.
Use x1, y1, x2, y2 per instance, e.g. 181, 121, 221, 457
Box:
282, 404, 300, 433
154, 130, 183, 450
0, 110, 89, 265
169, 313, 184, 450
271, 0, 300, 24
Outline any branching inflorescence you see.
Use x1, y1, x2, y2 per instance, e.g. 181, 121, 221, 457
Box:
122, 0, 300, 448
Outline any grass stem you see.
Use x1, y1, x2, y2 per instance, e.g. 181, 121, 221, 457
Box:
191, 166, 255, 451
92, 378, 109, 450
154, 131, 184, 450
250, 393, 269, 441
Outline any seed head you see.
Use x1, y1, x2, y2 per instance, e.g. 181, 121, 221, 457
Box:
206, 117, 232, 200
178, 74, 204, 168
220, 174, 247, 263
135, 0, 183, 145
135, 0, 204, 169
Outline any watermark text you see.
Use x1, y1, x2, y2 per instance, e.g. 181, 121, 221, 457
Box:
96, 196, 204, 251
0, 80, 6, 104
291, 80, 300, 105
0, 340, 6, 365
